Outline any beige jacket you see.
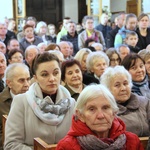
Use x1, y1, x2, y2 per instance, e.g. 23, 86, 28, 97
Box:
4, 83, 76, 150
78, 29, 106, 49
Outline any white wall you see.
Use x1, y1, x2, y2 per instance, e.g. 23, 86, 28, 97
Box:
110, 0, 126, 13
63, 0, 78, 23
0, 0, 13, 19
142, 0, 150, 13
102, 0, 110, 11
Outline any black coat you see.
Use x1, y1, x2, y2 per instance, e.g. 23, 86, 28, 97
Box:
128, 45, 140, 53
60, 32, 79, 55
95, 24, 112, 47
83, 72, 99, 85
7, 30, 17, 39
136, 27, 150, 50
106, 26, 120, 48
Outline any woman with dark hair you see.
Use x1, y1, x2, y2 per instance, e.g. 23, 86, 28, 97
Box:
121, 53, 150, 99
136, 13, 150, 50
4, 52, 76, 149
7, 49, 24, 64
78, 16, 105, 49
106, 48, 121, 67
61, 59, 85, 100
19, 24, 43, 52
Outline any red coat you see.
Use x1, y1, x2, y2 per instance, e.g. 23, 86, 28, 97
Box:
56, 116, 144, 150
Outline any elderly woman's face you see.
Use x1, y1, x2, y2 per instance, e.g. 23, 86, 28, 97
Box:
39, 26, 47, 34
65, 64, 83, 87
129, 58, 146, 82
34, 60, 61, 95
78, 95, 114, 136
91, 58, 107, 78
24, 27, 34, 38
9, 52, 23, 64
110, 74, 131, 103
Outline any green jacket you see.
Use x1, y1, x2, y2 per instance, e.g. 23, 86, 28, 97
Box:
56, 26, 67, 44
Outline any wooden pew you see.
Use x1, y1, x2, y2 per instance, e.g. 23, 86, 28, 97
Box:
139, 137, 149, 150
34, 137, 57, 150
2, 114, 8, 145
34, 136, 148, 150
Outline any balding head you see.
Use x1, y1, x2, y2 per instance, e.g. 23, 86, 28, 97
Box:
7, 39, 20, 51
5, 63, 30, 95
58, 41, 70, 59
25, 45, 39, 67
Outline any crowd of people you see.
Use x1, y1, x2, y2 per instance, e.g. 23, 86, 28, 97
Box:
0, 12, 150, 149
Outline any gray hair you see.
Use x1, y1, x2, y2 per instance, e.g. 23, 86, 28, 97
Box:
100, 66, 132, 90
25, 45, 39, 58
82, 16, 94, 24
4, 63, 29, 81
91, 42, 103, 51
35, 21, 47, 34
37, 42, 47, 48
117, 44, 130, 54
48, 50, 64, 60
86, 51, 109, 72
75, 84, 119, 114
74, 48, 92, 64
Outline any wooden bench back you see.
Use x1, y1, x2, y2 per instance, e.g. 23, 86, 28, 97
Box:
139, 137, 149, 150
34, 137, 57, 150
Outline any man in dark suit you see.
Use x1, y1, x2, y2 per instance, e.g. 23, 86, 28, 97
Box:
107, 13, 126, 48
95, 13, 112, 47
60, 21, 79, 55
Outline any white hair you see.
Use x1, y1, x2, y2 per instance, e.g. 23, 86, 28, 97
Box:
91, 42, 103, 51
35, 21, 47, 34
37, 42, 47, 48
100, 65, 133, 90
4, 63, 29, 81
86, 51, 109, 72
75, 84, 119, 114
25, 45, 39, 58
48, 50, 64, 60
117, 44, 130, 54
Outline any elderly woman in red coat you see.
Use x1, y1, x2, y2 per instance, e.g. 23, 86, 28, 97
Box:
56, 84, 144, 150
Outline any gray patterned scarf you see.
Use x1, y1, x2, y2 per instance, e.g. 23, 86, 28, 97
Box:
77, 134, 126, 150
27, 95, 70, 125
